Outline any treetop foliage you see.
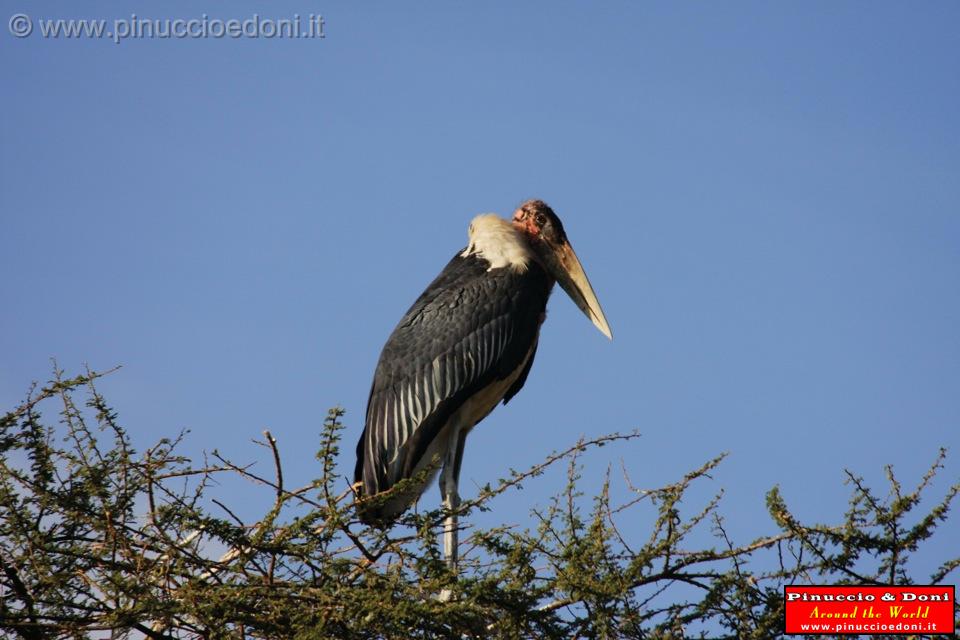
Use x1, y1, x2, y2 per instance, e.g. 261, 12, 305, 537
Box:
1, 368, 957, 639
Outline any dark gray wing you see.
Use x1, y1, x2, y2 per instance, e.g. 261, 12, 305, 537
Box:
354, 251, 551, 514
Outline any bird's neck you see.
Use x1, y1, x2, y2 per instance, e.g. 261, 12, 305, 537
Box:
460, 214, 533, 272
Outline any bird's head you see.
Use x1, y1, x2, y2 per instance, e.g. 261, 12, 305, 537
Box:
512, 200, 613, 340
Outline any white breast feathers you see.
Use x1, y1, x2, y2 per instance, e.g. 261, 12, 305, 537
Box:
460, 214, 532, 272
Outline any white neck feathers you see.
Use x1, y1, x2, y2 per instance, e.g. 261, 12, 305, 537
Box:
460, 214, 532, 272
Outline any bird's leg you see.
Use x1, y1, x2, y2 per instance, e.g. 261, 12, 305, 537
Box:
439, 427, 462, 572
437, 428, 464, 603
439, 425, 469, 603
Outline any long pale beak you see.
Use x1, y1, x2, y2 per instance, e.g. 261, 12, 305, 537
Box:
541, 240, 613, 340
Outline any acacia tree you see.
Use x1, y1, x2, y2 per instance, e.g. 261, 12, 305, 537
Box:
1, 368, 957, 639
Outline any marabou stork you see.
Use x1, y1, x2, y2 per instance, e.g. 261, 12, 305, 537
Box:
354, 200, 611, 572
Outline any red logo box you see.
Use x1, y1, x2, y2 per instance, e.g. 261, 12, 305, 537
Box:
784, 585, 955, 635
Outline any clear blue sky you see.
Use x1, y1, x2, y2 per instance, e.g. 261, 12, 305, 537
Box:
3, 1, 958, 587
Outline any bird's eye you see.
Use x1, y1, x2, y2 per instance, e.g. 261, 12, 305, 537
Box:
535, 214, 546, 226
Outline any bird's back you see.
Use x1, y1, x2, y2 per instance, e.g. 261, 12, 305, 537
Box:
354, 249, 552, 523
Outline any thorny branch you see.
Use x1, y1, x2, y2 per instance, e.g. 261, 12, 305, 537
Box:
1, 369, 957, 639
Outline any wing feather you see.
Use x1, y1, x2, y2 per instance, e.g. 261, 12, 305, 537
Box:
354, 251, 552, 516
